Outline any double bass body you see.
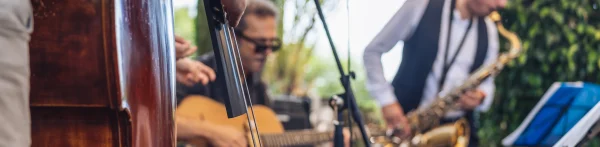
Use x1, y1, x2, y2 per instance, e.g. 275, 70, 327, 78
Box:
29, 0, 176, 146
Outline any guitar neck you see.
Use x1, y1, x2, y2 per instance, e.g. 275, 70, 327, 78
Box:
259, 130, 334, 146
258, 128, 366, 146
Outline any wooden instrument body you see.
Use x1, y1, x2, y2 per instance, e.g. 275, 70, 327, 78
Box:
177, 96, 396, 146
176, 95, 285, 147
29, 0, 176, 146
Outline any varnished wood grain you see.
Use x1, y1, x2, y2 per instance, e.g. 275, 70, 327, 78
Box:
29, 0, 176, 146
29, 0, 110, 106
31, 107, 115, 147
114, 0, 177, 146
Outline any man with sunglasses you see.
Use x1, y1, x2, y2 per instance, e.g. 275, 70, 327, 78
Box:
174, 0, 281, 146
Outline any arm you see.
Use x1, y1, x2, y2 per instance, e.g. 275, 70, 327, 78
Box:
176, 116, 214, 140
363, 0, 429, 106
363, 0, 429, 136
176, 116, 248, 147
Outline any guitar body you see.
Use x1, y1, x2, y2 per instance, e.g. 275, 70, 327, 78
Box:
176, 95, 284, 147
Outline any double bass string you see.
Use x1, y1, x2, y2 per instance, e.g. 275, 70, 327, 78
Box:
243, 81, 262, 147
231, 28, 263, 147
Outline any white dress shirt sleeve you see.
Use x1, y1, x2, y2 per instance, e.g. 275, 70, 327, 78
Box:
475, 18, 500, 112
363, 0, 429, 107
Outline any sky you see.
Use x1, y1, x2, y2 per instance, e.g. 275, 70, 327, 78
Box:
172, 0, 408, 81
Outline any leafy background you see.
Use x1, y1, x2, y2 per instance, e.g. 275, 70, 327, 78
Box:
174, 0, 600, 146
479, 0, 600, 146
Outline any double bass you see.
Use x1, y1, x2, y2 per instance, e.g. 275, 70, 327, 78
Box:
29, 0, 176, 146
29, 0, 256, 146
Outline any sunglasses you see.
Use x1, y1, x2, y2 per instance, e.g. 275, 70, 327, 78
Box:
234, 30, 282, 53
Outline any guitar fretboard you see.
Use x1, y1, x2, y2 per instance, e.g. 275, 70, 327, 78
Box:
259, 130, 333, 146
258, 127, 369, 146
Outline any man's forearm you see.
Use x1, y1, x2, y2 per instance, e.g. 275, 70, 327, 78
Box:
363, 51, 398, 107
175, 116, 215, 140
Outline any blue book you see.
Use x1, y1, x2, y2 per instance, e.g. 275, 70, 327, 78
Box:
502, 82, 600, 147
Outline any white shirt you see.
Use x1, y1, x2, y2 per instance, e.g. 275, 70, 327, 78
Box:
363, 0, 499, 118
0, 0, 33, 146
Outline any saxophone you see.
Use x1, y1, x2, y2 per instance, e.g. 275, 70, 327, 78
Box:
378, 11, 522, 147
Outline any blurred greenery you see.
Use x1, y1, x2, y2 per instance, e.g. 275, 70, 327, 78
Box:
174, 7, 199, 57
479, 0, 600, 146
258, 0, 382, 124
195, 0, 212, 55
172, 0, 218, 56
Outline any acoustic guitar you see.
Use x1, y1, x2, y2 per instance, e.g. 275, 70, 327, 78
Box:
176, 95, 380, 147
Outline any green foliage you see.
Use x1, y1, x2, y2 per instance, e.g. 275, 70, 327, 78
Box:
195, 0, 212, 55
309, 58, 382, 123
174, 7, 197, 51
479, 0, 600, 146
260, 0, 381, 124
584, 138, 600, 147
262, 43, 316, 96
261, 0, 335, 96
174, 8, 196, 42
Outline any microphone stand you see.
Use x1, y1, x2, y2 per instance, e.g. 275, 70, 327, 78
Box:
312, 0, 371, 146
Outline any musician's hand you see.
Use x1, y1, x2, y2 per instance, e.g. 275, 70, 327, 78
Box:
175, 35, 197, 59
176, 58, 216, 86
344, 128, 352, 147
458, 89, 486, 110
222, 0, 247, 27
206, 125, 248, 147
381, 103, 411, 138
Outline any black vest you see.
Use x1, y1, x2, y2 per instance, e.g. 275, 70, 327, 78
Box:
391, 0, 489, 113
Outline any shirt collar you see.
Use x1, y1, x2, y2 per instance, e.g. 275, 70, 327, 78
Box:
452, 9, 471, 21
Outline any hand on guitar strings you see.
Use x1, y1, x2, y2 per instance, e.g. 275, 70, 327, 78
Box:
176, 58, 216, 86
457, 89, 486, 110
206, 124, 248, 147
177, 117, 248, 147
175, 35, 198, 59
381, 103, 412, 138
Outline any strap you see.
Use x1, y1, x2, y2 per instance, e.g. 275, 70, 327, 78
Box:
470, 17, 488, 73
438, 0, 474, 90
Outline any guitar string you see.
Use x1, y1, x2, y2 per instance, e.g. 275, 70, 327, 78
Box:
238, 61, 258, 147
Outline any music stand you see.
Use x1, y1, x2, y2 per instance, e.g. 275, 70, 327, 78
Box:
554, 98, 600, 147
502, 82, 600, 146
